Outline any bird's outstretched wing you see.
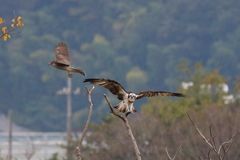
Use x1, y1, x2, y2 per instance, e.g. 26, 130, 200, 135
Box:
136, 91, 185, 99
84, 78, 127, 100
54, 42, 71, 65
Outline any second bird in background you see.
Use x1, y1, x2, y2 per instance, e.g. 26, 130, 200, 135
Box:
49, 42, 86, 78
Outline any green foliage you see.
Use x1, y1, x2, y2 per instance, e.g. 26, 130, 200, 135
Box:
208, 27, 240, 77
126, 66, 148, 91
142, 62, 229, 123
48, 153, 59, 160
1, 0, 240, 130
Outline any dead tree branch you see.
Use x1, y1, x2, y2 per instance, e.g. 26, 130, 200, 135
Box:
24, 143, 37, 160
76, 85, 95, 160
151, 151, 159, 160
187, 113, 239, 160
104, 94, 142, 160
165, 144, 182, 160
187, 113, 213, 148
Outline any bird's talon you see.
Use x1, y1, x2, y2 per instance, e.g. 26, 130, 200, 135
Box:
68, 73, 72, 78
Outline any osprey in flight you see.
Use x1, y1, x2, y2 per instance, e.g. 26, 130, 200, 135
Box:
49, 42, 85, 78
84, 78, 185, 114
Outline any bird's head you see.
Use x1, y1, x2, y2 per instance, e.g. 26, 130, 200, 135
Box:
48, 61, 55, 66
128, 93, 137, 103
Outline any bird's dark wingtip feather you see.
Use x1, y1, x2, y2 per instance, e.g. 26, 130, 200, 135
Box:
83, 79, 89, 83
83, 78, 96, 83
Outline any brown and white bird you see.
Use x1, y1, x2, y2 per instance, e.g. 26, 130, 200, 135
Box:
84, 78, 185, 114
49, 42, 85, 78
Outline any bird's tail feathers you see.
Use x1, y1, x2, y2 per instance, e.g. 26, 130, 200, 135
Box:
72, 68, 86, 76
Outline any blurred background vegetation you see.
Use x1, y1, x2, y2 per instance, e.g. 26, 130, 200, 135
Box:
1, 0, 240, 135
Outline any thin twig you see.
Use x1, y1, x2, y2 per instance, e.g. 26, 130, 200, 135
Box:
218, 131, 238, 154
207, 149, 211, 160
209, 126, 217, 151
104, 94, 142, 160
197, 143, 210, 159
208, 127, 223, 160
187, 113, 213, 148
188, 113, 240, 160
165, 144, 182, 160
76, 85, 95, 160
151, 151, 159, 160
196, 154, 204, 160
220, 130, 239, 159
173, 144, 182, 159
165, 147, 172, 160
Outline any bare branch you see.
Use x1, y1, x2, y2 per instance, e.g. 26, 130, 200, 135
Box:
103, 94, 126, 122
207, 149, 211, 160
151, 151, 159, 160
188, 113, 222, 159
209, 126, 217, 150
76, 85, 95, 160
187, 113, 213, 148
165, 144, 182, 160
173, 144, 182, 159
23, 142, 38, 160
197, 146, 210, 160
188, 113, 240, 160
104, 94, 142, 160
165, 147, 172, 160
219, 130, 239, 158
196, 154, 204, 160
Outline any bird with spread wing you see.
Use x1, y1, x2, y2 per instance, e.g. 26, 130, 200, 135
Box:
49, 42, 85, 77
84, 78, 185, 114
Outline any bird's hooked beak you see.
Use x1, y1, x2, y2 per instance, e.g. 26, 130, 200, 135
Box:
48, 61, 54, 66
128, 94, 137, 103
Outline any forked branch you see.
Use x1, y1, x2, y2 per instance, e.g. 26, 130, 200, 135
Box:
76, 85, 95, 160
165, 144, 182, 160
187, 113, 239, 160
153, 144, 182, 160
104, 94, 142, 160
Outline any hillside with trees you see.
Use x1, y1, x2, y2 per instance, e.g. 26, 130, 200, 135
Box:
1, 0, 240, 133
